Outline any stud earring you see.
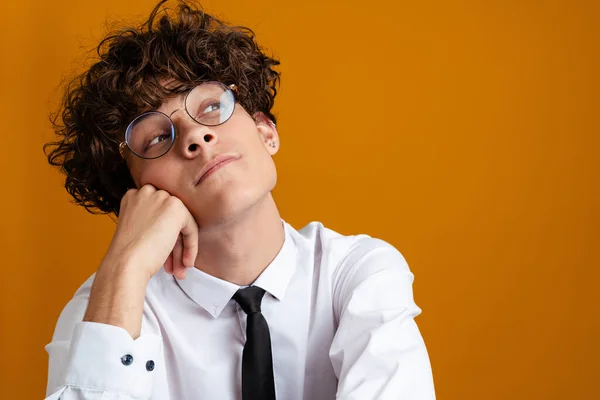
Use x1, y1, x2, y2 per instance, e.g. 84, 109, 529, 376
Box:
269, 141, 277, 148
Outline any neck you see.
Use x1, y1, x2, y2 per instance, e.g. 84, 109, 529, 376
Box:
192, 193, 285, 286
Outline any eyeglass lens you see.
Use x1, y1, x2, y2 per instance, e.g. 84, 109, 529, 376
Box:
125, 82, 235, 159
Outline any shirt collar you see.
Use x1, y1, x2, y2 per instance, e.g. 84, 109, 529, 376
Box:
173, 219, 298, 318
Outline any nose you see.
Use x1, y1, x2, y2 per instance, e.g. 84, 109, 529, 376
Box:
171, 111, 218, 158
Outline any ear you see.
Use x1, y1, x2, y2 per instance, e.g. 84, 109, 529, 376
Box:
254, 112, 280, 156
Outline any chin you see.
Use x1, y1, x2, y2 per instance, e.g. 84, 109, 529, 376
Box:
191, 185, 268, 226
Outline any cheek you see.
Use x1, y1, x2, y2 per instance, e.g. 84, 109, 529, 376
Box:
129, 162, 179, 190
227, 108, 260, 138
146, 168, 176, 189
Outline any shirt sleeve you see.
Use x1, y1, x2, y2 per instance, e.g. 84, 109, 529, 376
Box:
44, 276, 163, 400
329, 238, 436, 399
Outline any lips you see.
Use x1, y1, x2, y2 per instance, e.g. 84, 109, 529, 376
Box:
195, 153, 241, 185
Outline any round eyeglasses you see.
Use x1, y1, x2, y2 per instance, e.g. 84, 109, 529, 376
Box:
119, 81, 238, 159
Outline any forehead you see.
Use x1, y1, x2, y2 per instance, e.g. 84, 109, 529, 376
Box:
138, 78, 192, 114
156, 81, 228, 115
155, 92, 186, 115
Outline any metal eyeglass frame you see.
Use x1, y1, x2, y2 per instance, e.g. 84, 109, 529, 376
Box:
118, 82, 238, 160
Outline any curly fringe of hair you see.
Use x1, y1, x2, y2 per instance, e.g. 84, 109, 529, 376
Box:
44, 0, 281, 216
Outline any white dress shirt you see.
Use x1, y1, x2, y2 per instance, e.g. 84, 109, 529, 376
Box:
45, 220, 435, 399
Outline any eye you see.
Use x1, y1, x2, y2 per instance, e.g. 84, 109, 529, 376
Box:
146, 133, 171, 148
202, 101, 221, 114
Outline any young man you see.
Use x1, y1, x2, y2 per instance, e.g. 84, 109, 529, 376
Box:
44, 1, 435, 399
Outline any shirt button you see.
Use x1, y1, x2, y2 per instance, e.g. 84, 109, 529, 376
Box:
146, 360, 155, 371
121, 354, 134, 366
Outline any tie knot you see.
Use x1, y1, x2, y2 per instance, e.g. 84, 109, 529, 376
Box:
233, 286, 266, 314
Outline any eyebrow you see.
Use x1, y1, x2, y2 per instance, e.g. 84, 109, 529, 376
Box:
132, 82, 200, 119
168, 108, 186, 118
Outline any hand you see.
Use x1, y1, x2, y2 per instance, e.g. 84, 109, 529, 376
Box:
105, 184, 199, 281
84, 184, 198, 338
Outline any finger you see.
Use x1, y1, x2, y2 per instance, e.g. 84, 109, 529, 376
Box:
180, 212, 199, 270
175, 253, 187, 280
175, 239, 188, 280
172, 234, 184, 279
164, 252, 174, 275
139, 184, 157, 195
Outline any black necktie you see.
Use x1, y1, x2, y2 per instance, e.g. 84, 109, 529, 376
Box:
233, 286, 276, 400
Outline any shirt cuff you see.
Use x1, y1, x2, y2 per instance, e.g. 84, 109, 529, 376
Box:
59, 321, 162, 399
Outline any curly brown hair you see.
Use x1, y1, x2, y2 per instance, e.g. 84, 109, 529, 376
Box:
44, 0, 280, 216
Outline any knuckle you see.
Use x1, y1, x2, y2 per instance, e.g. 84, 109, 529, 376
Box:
139, 184, 156, 194
121, 189, 136, 204
165, 195, 183, 210
155, 189, 170, 200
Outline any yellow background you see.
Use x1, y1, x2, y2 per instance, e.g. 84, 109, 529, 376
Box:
1, 0, 598, 398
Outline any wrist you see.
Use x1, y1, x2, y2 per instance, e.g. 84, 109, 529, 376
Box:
100, 248, 153, 285
84, 254, 150, 339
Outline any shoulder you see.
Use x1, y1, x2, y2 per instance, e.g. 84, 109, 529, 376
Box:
287, 220, 416, 318
286, 220, 410, 278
